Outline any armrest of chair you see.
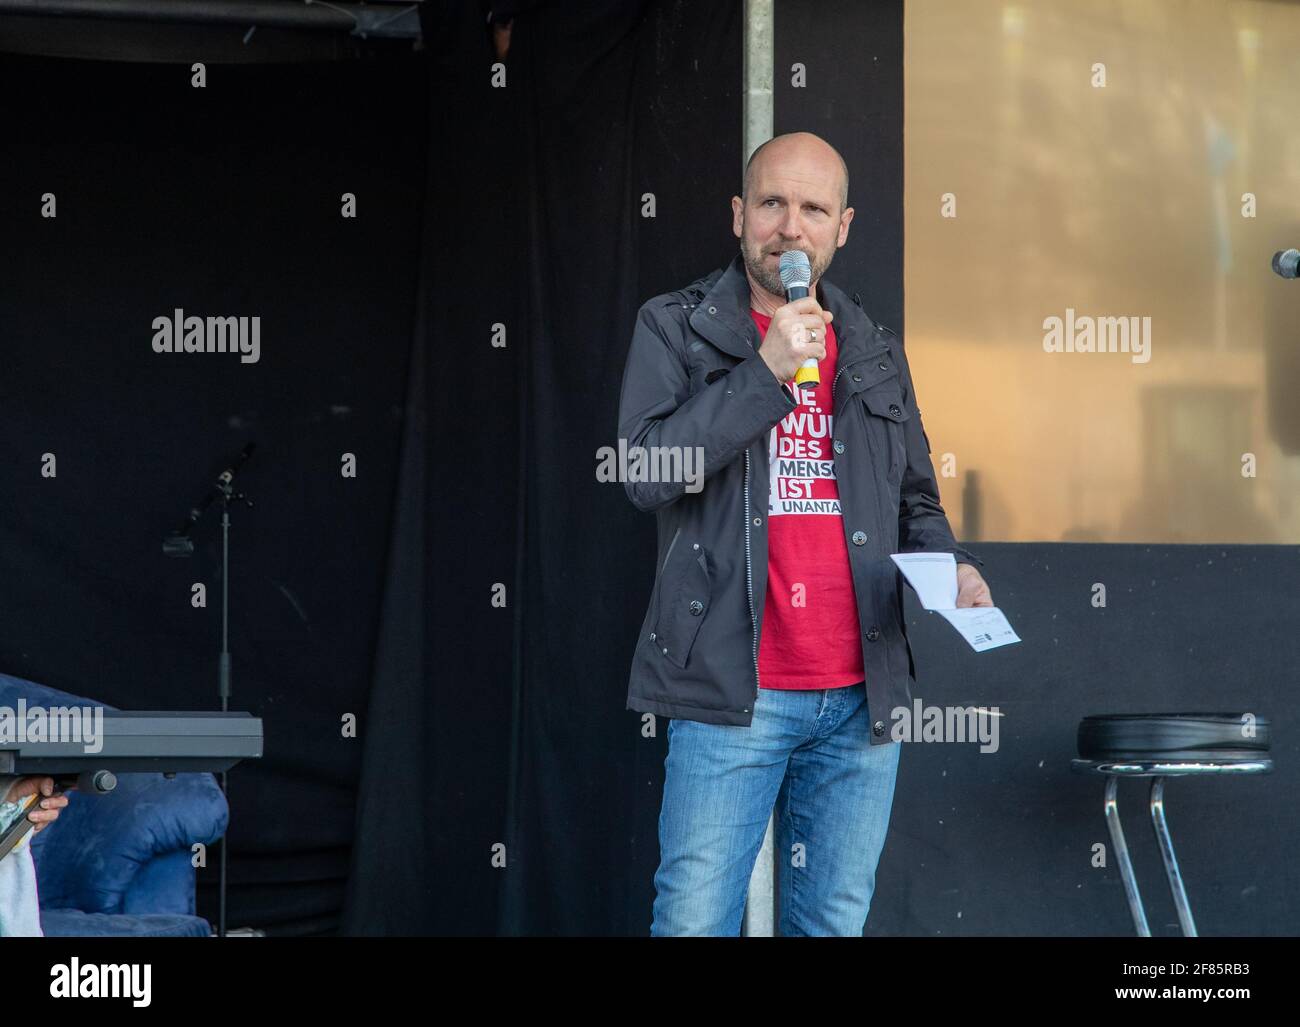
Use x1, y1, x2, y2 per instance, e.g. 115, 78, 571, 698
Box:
31, 771, 227, 914
123, 848, 204, 916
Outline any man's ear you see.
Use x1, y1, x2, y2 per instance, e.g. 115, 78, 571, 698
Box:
837, 206, 854, 247
731, 195, 744, 239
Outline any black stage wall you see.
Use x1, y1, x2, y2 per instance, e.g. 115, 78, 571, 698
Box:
1, 0, 1295, 937
0, 48, 428, 934
345, 0, 749, 936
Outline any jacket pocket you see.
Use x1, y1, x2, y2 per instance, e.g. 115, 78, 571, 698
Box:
652, 539, 712, 669
860, 384, 911, 484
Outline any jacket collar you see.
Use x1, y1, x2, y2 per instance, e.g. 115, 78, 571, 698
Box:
688, 251, 874, 363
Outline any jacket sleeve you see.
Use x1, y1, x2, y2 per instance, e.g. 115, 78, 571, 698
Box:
890, 331, 985, 569
617, 301, 797, 513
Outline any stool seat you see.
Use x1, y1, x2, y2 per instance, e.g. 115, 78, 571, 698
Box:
1073, 712, 1272, 938
1077, 712, 1270, 762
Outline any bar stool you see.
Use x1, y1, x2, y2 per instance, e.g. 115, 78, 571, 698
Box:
1070, 713, 1271, 937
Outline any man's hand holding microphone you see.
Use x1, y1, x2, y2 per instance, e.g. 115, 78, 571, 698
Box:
758, 297, 832, 385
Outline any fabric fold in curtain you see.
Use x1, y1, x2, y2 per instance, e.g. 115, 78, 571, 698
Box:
340, 0, 523, 934
341, 0, 739, 935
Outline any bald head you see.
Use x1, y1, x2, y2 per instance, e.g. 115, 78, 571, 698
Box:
742, 132, 849, 214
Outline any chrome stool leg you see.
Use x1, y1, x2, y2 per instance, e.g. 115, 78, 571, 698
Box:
1149, 777, 1198, 937
1104, 775, 1150, 936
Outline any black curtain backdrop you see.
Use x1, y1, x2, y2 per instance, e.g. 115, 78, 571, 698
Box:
342, 0, 744, 935
0, 0, 743, 938
0, 50, 427, 935
338, 0, 522, 935
501, 0, 744, 937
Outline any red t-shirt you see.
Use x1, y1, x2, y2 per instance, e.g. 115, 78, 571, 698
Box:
750, 309, 864, 690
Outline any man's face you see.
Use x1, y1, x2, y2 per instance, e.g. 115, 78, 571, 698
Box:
731, 156, 853, 298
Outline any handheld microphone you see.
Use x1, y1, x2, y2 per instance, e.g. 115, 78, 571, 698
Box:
778, 249, 819, 389
1272, 249, 1300, 279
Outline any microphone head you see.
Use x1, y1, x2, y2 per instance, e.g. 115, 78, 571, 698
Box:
1272, 248, 1300, 279
778, 249, 812, 290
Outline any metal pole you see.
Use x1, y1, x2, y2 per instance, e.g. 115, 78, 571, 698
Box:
741, 0, 774, 940
1104, 776, 1151, 936
744, 0, 774, 169
218, 507, 231, 939
1150, 777, 1198, 937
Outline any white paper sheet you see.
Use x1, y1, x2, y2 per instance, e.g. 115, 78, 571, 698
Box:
890, 552, 1021, 652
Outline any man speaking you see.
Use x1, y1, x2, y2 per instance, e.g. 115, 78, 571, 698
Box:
617, 131, 993, 936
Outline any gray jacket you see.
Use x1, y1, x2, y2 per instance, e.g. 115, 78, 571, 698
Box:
617, 252, 984, 745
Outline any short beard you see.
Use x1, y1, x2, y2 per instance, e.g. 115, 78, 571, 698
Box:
741, 237, 833, 299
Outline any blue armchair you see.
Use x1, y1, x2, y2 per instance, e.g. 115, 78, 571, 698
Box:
0, 672, 228, 937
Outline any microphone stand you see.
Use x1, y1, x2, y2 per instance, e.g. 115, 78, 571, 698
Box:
164, 444, 255, 939
215, 478, 252, 939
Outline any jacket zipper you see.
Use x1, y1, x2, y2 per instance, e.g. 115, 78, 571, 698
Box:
832, 349, 887, 675
744, 322, 763, 711
744, 445, 759, 708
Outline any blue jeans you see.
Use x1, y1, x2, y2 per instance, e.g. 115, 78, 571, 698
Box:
651, 681, 901, 936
